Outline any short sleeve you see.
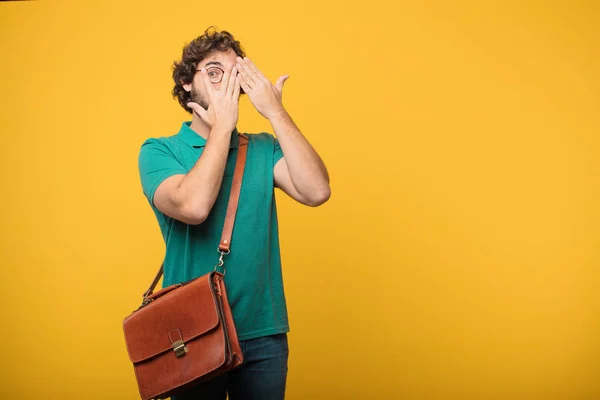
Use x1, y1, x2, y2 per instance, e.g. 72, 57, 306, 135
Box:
273, 137, 284, 165
138, 139, 187, 207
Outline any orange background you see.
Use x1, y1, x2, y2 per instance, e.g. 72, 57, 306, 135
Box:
0, 0, 599, 398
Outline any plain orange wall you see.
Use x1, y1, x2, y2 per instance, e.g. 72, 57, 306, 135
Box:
1, 0, 599, 399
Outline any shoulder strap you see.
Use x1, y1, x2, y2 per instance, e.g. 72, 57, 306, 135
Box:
143, 134, 249, 298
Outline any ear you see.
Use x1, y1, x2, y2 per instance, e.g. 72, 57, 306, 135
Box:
183, 83, 191, 92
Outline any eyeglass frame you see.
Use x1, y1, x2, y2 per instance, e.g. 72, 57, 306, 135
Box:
195, 66, 226, 83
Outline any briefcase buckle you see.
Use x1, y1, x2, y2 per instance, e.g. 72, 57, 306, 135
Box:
172, 340, 187, 357
168, 329, 187, 357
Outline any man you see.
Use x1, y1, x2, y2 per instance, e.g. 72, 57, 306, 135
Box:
137, 26, 330, 400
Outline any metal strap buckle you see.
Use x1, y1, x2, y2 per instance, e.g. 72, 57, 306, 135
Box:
213, 249, 230, 275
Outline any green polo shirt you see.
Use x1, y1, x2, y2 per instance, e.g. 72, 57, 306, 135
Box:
138, 121, 289, 341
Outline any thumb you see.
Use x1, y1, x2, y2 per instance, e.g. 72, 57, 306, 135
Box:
187, 102, 208, 120
275, 74, 289, 93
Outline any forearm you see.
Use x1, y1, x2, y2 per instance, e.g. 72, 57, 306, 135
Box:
269, 109, 330, 199
175, 126, 232, 220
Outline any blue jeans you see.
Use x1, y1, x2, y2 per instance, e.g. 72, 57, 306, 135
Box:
171, 333, 289, 400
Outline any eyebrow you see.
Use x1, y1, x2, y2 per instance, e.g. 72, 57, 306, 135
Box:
202, 61, 224, 68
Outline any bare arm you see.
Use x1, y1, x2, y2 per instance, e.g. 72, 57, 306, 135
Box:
236, 56, 330, 206
270, 110, 330, 206
153, 126, 233, 224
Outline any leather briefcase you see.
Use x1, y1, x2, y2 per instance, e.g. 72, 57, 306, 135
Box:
123, 134, 249, 400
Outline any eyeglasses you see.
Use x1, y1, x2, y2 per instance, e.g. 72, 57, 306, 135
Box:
196, 66, 225, 83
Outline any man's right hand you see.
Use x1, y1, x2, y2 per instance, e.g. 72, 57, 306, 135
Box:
187, 66, 241, 133
154, 66, 242, 225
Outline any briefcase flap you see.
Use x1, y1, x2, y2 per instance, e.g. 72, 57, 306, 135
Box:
123, 273, 221, 364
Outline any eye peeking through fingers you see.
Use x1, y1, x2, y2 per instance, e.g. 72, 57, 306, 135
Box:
206, 67, 224, 83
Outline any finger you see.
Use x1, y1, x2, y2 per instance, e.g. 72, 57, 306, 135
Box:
237, 66, 254, 89
226, 67, 237, 97
243, 57, 263, 78
235, 63, 254, 87
199, 68, 214, 95
239, 72, 252, 94
243, 57, 271, 85
275, 75, 289, 93
187, 101, 208, 120
236, 57, 257, 84
232, 74, 241, 99
220, 66, 233, 92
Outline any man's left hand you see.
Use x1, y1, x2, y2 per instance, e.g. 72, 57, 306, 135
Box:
236, 56, 289, 120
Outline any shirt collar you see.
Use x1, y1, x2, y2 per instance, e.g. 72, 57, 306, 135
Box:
177, 121, 240, 149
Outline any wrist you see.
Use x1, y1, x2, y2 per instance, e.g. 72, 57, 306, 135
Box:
266, 106, 288, 122
211, 123, 234, 136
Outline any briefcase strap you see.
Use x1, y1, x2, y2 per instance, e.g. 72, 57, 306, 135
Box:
142, 134, 249, 298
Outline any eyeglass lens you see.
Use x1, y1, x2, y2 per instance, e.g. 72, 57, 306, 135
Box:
206, 67, 224, 83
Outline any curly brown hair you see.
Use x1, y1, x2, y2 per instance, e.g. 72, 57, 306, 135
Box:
172, 26, 246, 114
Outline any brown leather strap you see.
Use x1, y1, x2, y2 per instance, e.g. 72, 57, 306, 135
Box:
143, 134, 249, 298
218, 135, 249, 252
143, 263, 165, 298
